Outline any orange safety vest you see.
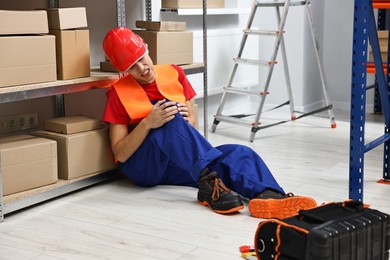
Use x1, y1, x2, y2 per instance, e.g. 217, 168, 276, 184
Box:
113, 64, 186, 124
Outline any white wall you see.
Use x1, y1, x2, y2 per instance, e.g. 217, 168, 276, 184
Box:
310, 0, 376, 112
315, 0, 355, 111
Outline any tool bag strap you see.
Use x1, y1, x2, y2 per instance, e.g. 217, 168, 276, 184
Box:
297, 200, 365, 223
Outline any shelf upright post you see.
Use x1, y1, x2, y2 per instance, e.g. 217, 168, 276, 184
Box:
0, 157, 3, 222
350, 0, 390, 201
145, 0, 152, 21
203, 0, 208, 139
349, 0, 370, 201
384, 6, 390, 183
369, 2, 390, 184
49, 0, 65, 117
117, 0, 126, 27
381, 10, 390, 183
116, 0, 127, 79
374, 9, 386, 114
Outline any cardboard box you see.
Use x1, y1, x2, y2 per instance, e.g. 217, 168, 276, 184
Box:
369, 47, 388, 62
0, 135, 57, 196
45, 115, 102, 134
47, 7, 88, 30
161, 0, 224, 8
134, 30, 193, 65
49, 29, 90, 80
100, 60, 118, 73
0, 10, 49, 35
33, 125, 116, 180
377, 30, 388, 46
135, 20, 186, 31
0, 35, 57, 88
369, 31, 389, 62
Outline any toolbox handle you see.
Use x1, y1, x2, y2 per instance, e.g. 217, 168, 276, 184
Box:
298, 201, 364, 223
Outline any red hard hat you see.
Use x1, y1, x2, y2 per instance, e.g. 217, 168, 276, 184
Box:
103, 27, 147, 72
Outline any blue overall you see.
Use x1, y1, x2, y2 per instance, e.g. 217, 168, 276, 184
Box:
119, 113, 285, 199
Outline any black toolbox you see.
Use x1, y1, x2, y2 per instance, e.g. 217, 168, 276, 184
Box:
254, 200, 390, 260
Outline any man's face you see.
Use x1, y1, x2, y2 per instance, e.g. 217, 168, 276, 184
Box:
127, 53, 155, 85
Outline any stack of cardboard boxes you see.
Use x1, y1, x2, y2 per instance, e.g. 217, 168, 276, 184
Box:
369, 30, 389, 62
47, 7, 91, 80
0, 7, 91, 87
0, 8, 106, 197
0, 10, 57, 88
33, 116, 116, 180
0, 115, 116, 196
0, 10, 57, 195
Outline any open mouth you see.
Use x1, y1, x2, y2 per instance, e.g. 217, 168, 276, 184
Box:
141, 68, 150, 76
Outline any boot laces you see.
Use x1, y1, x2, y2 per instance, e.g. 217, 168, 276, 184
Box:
212, 178, 231, 201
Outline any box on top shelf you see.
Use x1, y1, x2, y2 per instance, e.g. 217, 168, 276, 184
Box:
134, 30, 193, 65
0, 35, 57, 88
45, 115, 102, 134
46, 7, 88, 30
377, 30, 388, 46
49, 29, 91, 80
135, 20, 186, 31
32, 125, 116, 180
100, 60, 118, 73
368, 47, 388, 62
161, 0, 225, 9
369, 30, 388, 62
0, 10, 49, 35
0, 135, 57, 196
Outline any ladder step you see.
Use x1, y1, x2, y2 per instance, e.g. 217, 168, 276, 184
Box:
256, 0, 305, 7
214, 115, 258, 127
233, 58, 277, 66
243, 29, 283, 36
223, 86, 267, 96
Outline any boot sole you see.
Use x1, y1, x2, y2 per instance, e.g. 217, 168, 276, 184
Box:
198, 200, 244, 214
248, 196, 317, 219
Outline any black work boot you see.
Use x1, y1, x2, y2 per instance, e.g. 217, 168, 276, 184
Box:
197, 168, 244, 214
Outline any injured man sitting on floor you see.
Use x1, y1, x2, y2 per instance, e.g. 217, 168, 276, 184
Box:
101, 27, 317, 219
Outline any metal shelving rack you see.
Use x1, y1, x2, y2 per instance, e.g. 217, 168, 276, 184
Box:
0, 73, 120, 222
0, 0, 209, 222
0, 0, 123, 222
350, 0, 390, 202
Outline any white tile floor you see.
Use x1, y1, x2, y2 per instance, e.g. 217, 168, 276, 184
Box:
0, 109, 388, 259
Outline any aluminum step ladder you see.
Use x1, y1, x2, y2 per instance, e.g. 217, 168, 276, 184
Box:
211, 0, 336, 142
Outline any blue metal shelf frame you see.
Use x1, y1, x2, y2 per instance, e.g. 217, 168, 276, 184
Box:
373, 9, 386, 114
350, 0, 390, 201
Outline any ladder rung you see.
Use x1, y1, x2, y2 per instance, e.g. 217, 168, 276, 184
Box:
223, 86, 265, 96
233, 58, 277, 66
244, 29, 283, 36
214, 115, 257, 127
256, 0, 305, 7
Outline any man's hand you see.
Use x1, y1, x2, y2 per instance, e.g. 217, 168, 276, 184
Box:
143, 99, 178, 129
177, 102, 190, 122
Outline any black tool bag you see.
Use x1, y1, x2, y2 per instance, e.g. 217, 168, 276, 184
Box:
254, 200, 390, 260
